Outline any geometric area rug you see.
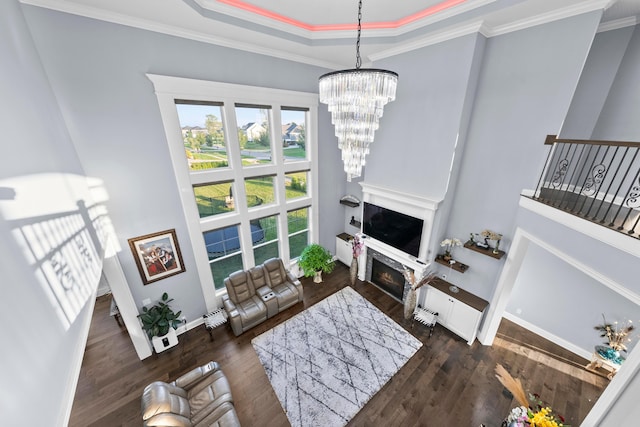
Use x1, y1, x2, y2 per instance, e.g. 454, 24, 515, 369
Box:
251, 286, 423, 427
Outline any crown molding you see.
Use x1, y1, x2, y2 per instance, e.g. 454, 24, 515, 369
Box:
20, 0, 628, 69
192, 0, 496, 40
486, 0, 610, 37
19, 0, 344, 69
597, 15, 638, 32
369, 21, 488, 62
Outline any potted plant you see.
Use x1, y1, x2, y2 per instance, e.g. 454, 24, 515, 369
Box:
138, 292, 182, 353
298, 243, 335, 283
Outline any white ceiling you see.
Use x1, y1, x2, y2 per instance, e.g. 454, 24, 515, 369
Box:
21, 0, 640, 69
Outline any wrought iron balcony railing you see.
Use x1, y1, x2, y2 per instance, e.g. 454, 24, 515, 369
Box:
530, 135, 640, 239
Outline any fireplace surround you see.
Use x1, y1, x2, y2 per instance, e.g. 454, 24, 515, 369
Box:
357, 182, 440, 297
365, 247, 411, 302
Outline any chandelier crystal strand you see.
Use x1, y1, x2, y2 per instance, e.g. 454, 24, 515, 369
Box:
318, 0, 398, 181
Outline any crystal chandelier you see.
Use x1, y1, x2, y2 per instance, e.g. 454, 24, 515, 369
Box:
319, 0, 398, 181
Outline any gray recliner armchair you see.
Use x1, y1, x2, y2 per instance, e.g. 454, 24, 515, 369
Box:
262, 257, 304, 311
141, 361, 241, 427
222, 270, 268, 336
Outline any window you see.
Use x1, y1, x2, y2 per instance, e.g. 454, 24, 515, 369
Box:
285, 171, 308, 200
193, 182, 235, 218
150, 76, 318, 299
252, 215, 279, 265
176, 101, 229, 171
204, 225, 243, 290
236, 104, 272, 167
244, 175, 275, 208
281, 107, 307, 162
288, 207, 309, 259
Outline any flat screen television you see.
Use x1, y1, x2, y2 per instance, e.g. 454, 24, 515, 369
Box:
362, 202, 423, 257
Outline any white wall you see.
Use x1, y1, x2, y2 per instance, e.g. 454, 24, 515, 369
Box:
0, 1, 104, 424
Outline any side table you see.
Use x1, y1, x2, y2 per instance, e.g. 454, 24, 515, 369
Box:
586, 345, 625, 380
203, 308, 228, 341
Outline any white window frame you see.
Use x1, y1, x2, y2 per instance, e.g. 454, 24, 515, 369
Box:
148, 74, 319, 311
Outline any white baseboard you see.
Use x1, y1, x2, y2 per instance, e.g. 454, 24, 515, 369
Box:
502, 312, 592, 360
176, 317, 205, 335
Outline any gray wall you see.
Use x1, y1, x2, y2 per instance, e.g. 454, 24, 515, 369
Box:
0, 1, 103, 424
560, 26, 635, 139
433, 11, 602, 299
22, 5, 343, 321
592, 25, 640, 141
506, 241, 640, 353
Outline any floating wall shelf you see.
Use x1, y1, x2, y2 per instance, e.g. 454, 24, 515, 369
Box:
339, 199, 360, 208
463, 242, 505, 259
434, 255, 469, 273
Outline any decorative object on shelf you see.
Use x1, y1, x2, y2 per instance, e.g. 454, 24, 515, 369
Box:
401, 267, 437, 320
480, 229, 503, 254
495, 364, 569, 427
298, 243, 335, 283
594, 314, 634, 354
349, 236, 364, 285
596, 345, 625, 365
434, 255, 469, 273
440, 237, 462, 261
128, 229, 185, 285
138, 292, 182, 353
318, 0, 398, 182
466, 233, 475, 245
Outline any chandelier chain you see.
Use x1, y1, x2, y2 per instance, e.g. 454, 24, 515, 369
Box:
356, 0, 362, 69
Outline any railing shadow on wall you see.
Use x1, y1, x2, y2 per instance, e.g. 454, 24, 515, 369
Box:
0, 174, 117, 330
528, 135, 640, 239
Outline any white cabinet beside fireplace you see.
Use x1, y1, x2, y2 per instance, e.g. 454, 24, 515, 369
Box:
336, 233, 353, 266
423, 279, 488, 345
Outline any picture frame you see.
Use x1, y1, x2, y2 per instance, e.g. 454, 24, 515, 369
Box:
128, 229, 185, 285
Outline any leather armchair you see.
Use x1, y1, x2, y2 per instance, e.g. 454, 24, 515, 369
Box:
141, 361, 240, 427
262, 258, 304, 311
222, 270, 268, 336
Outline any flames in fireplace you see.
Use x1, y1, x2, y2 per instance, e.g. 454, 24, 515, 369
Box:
371, 258, 405, 301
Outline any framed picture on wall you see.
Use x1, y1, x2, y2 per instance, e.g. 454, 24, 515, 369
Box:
128, 229, 185, 285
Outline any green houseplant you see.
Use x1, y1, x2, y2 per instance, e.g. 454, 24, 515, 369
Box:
138, 292, 182, 352
298, 243, 335, 283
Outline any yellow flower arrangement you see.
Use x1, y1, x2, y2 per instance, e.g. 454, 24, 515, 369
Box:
497, 364, 569, 427
529, 407, 563, 427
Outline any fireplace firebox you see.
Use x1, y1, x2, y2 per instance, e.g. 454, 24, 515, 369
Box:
371, 259, 405, 301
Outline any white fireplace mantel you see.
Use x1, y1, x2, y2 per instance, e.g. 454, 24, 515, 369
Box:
359, 182, 441, 263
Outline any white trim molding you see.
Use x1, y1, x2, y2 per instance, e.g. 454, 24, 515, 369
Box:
502, 311, 592, 360
519, 193, 640, 258
148, 74, 319, 312
360, 182, 441, 263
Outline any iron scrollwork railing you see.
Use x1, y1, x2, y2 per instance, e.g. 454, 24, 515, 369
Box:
532, 135, 640, 238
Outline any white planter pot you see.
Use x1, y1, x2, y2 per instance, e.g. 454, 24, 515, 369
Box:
151, 327, 178, 353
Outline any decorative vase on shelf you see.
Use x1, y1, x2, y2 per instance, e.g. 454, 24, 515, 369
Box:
493, 239, 501, 254
443, 251, 452, 261
350, 258, 358, 286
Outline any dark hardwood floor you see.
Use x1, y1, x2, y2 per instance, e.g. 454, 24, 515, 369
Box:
70, 264, 608, 426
